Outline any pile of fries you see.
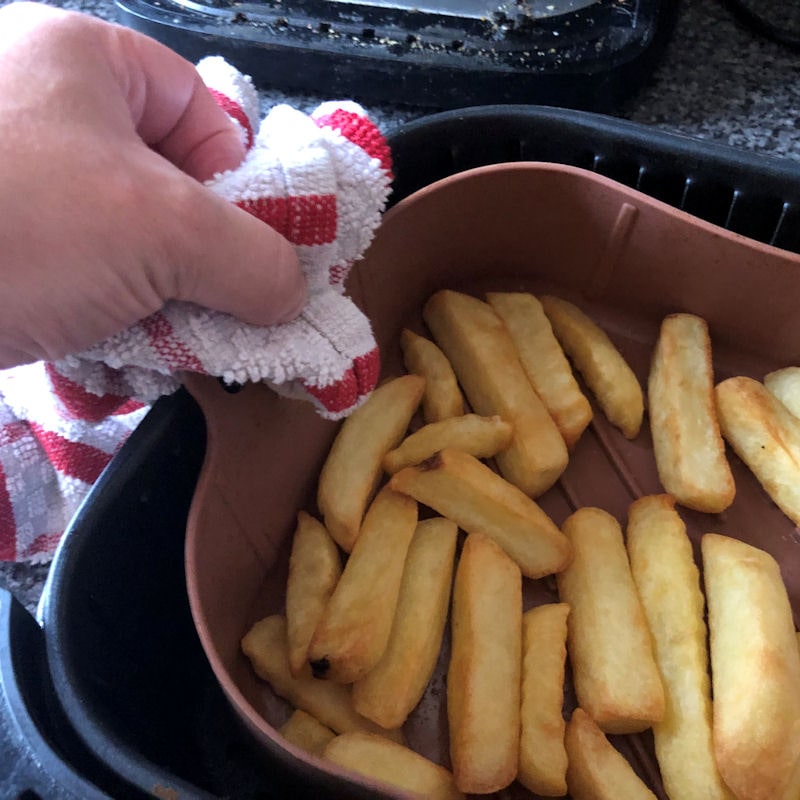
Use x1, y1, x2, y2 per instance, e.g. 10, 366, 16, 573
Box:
241, 289, 800, 800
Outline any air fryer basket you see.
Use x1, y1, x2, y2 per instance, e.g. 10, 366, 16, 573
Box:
35, 106, 800, 800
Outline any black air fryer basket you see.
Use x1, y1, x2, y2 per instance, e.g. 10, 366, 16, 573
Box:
4, 106, 800, 799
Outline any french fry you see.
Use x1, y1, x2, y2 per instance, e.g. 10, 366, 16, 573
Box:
400, 328, 464, 422
715, 376, 800, 525
626, 496, 734, 800
448, 533, 522, 794
555, 507, 664, 734
308, 486, 418, 684
323, 732, 465, 800
423, 289, 568, 497
702, 533, 800, 800
518, 603, 570, 797
390, 448, 572, 579
781, 756, 800, 800
486, 291, 592, 448
285, 512, 342, 677
352, 517, 458, 729
317, 374, 425, 552
565, 708, 658, 800
382, 413, 512, 474
540, 295, 644, 439
278, 710, 336, 757
765, 366, 800, 420
240, 615, 403, 742
648, 314, 735, 513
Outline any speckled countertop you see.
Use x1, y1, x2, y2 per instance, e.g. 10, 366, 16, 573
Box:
2, 0, 800, 615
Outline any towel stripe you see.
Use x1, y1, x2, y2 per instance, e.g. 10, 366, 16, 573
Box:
19, 532, 63, 561
0, 464, 15, 560
302, 345, 379, 415
29, 424, 112, 485
314, 109, 393, 176
236, 194, 338, 246
141, 315, 205, 372
46, 363, 133, 421
0, 420, 28, 448
208, 88, 254, 150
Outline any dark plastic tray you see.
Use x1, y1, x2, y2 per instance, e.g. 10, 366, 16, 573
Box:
5, 105, 800, 799
115, 0, 678, 111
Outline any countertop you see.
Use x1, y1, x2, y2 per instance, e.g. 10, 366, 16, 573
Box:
2, 0, 800, 615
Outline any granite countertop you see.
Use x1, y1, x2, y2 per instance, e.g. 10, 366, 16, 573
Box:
2, 0, 800, 615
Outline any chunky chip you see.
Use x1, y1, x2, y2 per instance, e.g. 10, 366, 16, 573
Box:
285, 511, 342, 677
648, 313, 735, 513
627, 495, 733, 800
400, 328, 464, 422
702, 533, 800, 800
390, 448, 572, 579
487, 291, 592, 448
565, 708, 658, 800
382, 413, 512, 474
518, 602, 570, 797
308, 486, 418, 683
317, 374, 425, 551
240, 616, 403, 741
556, 507, 664, 734
423, 289, 568, 497
540, 295, 644, 439
765, 366, 800, 420
352, 517, 458, 729
324, 732, 464, 800
715, 375, 800, 525
448, 533, 522, 794
278, 710, 336, 757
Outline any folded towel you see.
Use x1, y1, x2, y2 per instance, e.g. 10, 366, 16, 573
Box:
0, 56, 392, 562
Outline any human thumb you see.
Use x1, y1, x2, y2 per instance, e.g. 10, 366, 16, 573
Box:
158, 171, 307, 327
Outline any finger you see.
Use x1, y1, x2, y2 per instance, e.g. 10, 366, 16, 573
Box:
158, 171, 307, 326
111, 25, 246, 181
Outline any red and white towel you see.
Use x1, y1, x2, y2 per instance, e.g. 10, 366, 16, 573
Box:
0, 56, 393, 562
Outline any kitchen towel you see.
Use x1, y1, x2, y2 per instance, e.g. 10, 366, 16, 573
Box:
0, 56, 393, 562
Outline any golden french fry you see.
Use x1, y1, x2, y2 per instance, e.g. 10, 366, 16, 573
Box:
518, 603, 570, 797
400, 328, 464, 422
648, 313, 735, 513
486, 291, 592, 448
555, 507, 664, 734
565, 708, 658, 800
352, 517, 458, 729
382, 413, 512, 474
780, 753, 800, 800
278, 710, 336, 757
285, 511, 342, 677
324, 732, 465, 800
540, 295, 644, 439
308, 486, 418, 684
240, 615, 403, 742
448, 533, 522, 794
317, 374, 425, 551
389, 448, 572, 579
715, 376, 800, 525
423, 289, 568, 497
765, 366, 800, 420
626, 496, 734, 800
702, 533, 800, 800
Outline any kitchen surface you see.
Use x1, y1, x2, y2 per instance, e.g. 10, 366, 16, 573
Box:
1, 0, 800, 612
1, 2, 800, 798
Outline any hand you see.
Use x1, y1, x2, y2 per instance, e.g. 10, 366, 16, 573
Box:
0, 2, 306, 368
